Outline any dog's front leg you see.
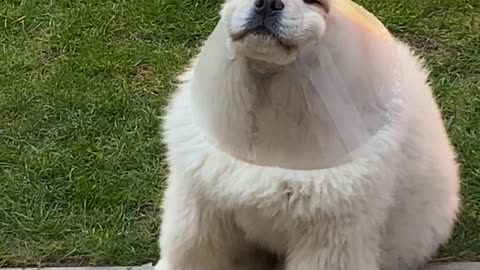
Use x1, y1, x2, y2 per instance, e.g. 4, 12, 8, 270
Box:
155, 175, 245, 270
285, 220, 382, 270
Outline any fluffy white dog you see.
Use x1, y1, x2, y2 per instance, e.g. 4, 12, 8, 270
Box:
156, 0, 460, 269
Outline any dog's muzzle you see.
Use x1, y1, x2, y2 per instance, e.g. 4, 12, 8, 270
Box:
235, 0, 285, 40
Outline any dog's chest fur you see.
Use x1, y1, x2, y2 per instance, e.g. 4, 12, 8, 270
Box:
163, 82, 399, 239
234, 207, 291, 253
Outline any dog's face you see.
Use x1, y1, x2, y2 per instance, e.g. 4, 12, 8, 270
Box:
222, 0, 329, 65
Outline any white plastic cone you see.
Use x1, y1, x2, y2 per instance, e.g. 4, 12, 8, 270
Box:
190, 0, 406, 170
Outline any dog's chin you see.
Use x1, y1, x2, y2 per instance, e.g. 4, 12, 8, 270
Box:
230, 32, 299, 67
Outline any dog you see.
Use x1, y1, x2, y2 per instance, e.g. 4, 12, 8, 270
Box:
155, 0, 460, 269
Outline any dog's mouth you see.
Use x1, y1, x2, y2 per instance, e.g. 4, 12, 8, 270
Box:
231, 25, 275, 39
230, 25, 294, 48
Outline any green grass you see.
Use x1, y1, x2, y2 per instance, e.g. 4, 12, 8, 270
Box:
0, 0, 478, 267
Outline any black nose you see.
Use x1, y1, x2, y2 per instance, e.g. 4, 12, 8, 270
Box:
254, 0, 284, 17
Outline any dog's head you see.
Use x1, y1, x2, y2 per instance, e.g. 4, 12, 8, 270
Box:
222, 0, 329, 65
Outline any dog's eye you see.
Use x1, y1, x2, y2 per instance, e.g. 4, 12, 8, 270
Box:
303, 0, 329, 11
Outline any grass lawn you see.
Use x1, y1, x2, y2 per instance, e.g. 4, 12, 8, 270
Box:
0, 0, 479, 267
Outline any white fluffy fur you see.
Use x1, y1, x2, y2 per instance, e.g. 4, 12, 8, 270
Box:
155, 0, 460, 270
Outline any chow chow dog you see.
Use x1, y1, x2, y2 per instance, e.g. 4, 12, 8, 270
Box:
155, 0, 460, 269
